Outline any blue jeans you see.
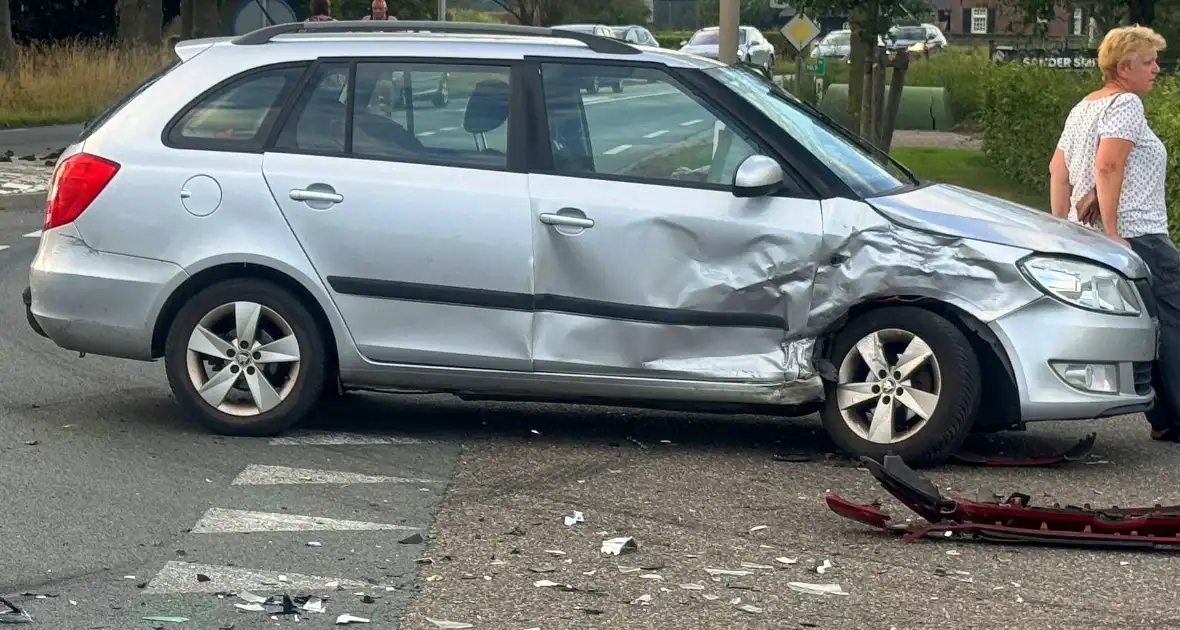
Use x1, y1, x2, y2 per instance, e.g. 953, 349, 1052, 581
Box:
1127, 233, 1180, 431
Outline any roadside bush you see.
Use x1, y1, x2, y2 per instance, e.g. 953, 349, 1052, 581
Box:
980, 62, 1093, 194
0, 39, 171, 128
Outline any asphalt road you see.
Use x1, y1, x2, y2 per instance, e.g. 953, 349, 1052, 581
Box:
4, 133, 1179, 628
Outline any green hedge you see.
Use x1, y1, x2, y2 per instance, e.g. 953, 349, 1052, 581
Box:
981, 65, 1180, 243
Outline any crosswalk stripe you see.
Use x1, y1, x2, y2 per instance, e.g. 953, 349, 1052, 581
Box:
142, 561, 372, 595
190, 507, 419, 533
232, 464, 442, 486
23, 230, 41, 238
268, 430, 427, 446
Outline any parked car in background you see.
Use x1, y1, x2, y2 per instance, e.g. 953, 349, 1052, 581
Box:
885, 23, 947, 57
552, 23, 626, 93
809, 29, 886, 60
679, 26, 775, 76
612, 25, 660, 48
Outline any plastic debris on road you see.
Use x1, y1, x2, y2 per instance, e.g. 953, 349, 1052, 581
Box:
564, 511, 584, 526
335, 614, 370, 624
425, 618, 474, 629
0, 597, 32, 624
787, 582, 849, 596
600, 536, 637, 555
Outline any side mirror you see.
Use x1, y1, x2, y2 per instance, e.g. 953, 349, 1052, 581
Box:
680, 39, 688, 46
732, 155, 784, 198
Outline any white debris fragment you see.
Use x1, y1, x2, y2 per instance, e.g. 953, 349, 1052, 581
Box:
564, 511, 584, 526
679, 583, 705, 590
631, 594, 653, 606
235, 603, 265, 612
238, 591, 267, 604
815, 559, 833, 574
307, 541, 322, 547
702, 594, 720, 601
737, 604, 763, 613
601, 537, 638, 555
1016, 595, 1025, 604
303, 597, 326, 613
787, 582, 848, 596
582, 570, 597, 576
534, 579, 564, 588
945, 550, 961, 556
704, 568, 753, 577
775, 557, 798, 565
545, 550, 566, 556
618, 566, 641, 574
728, 597, 742, 605
749, 525, 768, 533
425, 618, 474, 629
639, 574, 664, 580
741, 562, 774, 570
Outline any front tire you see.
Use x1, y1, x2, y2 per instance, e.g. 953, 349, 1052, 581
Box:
820, 306, 981, 468
164, 278, 327, 436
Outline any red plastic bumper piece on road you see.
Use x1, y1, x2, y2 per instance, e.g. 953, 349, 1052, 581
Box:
826, 454, 1180, 550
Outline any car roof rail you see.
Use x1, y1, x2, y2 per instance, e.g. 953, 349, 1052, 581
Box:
231, 20, 641, 55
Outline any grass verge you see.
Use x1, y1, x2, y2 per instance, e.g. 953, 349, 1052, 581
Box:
890, 146, 1047, 211
0, 40, 172, 128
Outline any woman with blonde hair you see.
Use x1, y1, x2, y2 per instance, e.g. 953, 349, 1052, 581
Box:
1050, 25, 1179, 440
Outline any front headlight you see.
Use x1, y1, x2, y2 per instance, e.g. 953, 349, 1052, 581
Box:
1019, 256, 1141, 316
907, 42, 926, 52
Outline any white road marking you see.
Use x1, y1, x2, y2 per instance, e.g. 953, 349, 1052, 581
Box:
190, 507, 419, 534
268, 430, 427, 446
604, 144, 633, 155
0, 163, 53, 196
231, 464, 442, 486
23, 230, 41, 238
585, 89, 678, 107
643, 130, 668, 138
679, 119, 703, 126
0, 246, 9, 252
142, 561, 371, 595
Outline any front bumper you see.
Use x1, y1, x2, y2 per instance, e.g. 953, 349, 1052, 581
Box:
988, 293, 1157, 422
26, 223, 185, 361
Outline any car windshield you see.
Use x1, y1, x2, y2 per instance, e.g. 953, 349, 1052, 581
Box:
688, 29, 746, 45
890, 26, 927, 40
704, 65, 914, 197
820, 31, 850, 46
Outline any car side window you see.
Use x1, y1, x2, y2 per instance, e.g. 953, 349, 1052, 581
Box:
168, 64, 306, 150
539, 63, 763, 188
272, 61, 512, 169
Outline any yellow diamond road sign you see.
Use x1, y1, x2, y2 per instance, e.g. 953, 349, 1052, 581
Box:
781, 14, 820, 51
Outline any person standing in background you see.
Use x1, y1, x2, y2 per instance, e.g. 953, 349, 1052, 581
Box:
362, 0, 398, 20
306, 0, 334, 20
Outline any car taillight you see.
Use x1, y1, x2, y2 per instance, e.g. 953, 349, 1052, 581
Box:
43, 152, 120, 231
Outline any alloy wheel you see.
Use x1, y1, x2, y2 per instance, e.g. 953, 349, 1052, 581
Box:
185, 301, 302, 417
835, 328, 942, 444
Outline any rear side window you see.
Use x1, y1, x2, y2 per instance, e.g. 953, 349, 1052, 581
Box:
165, 64, 307, 151
79, 57, 181, 143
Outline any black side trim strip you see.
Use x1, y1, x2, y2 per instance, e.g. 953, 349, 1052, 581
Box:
326, 276, 785, 329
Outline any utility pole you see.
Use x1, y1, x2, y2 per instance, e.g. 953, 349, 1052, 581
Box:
719, 0, 739, 64
437, 0, 446, 20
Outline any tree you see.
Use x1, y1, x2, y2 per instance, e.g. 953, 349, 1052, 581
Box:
0, 0, 15, 73
117, 0, 164, 45
487, 0, 649, 27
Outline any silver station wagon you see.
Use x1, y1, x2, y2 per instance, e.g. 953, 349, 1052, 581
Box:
25, 21, 1158, 467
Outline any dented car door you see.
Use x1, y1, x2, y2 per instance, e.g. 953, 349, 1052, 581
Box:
526, 61, 825, 384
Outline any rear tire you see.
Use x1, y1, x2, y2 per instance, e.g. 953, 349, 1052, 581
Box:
820, 306, 981, 468
164, 278, 326, 437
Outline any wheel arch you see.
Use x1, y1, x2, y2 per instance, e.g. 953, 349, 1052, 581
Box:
813, 295, 1021, 431
150, 262, 342, 385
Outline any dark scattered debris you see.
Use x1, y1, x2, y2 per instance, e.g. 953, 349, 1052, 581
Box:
772, 453, 812, 463
398, 533, 424, 545
0, 596, 32, 624
196, 574, 211, 583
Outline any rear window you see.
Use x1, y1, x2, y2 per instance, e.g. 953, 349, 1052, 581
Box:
164, 64, 308, 152
78, 57, 181, 142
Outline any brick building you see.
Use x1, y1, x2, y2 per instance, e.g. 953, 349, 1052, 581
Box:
946, 0, 1090, 38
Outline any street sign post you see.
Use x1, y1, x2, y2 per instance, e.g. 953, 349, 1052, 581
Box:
804, 57, 825, 75
780, 13, 820, 52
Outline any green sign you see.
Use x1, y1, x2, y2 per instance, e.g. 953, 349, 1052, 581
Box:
804, 58, 826, 76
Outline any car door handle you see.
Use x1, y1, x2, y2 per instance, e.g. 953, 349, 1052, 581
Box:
290, 189, 343, 203
540, 213, 595, 229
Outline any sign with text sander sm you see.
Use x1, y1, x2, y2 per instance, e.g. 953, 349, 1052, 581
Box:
781, 14, 820, 52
